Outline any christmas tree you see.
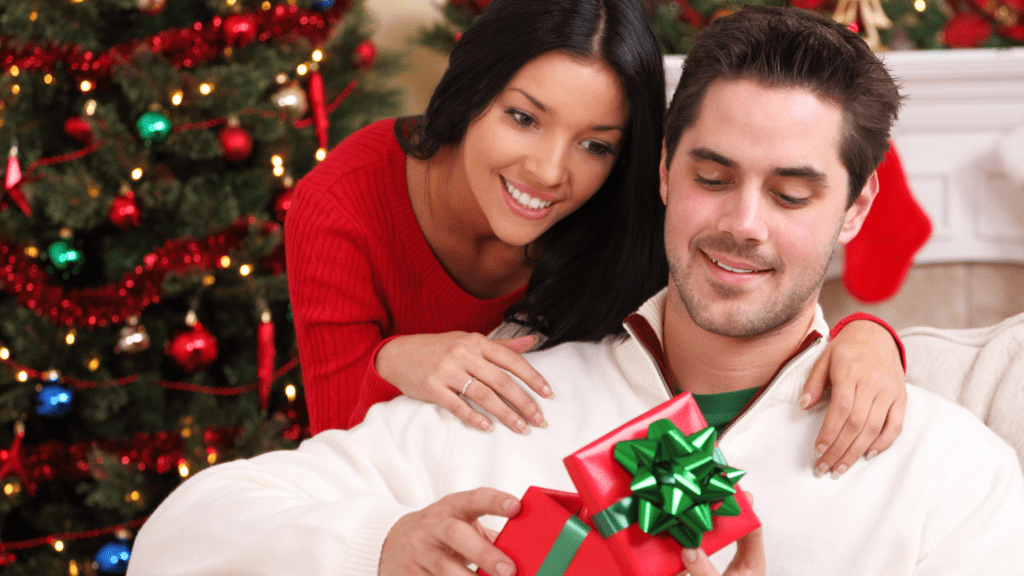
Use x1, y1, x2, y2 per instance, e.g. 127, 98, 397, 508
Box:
419, 0, 1023, 53
0, 0, 399, 573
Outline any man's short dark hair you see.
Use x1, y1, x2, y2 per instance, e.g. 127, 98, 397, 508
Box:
664, 5, 903, 207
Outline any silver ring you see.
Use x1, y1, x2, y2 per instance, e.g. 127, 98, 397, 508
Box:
460, 377, 474, 396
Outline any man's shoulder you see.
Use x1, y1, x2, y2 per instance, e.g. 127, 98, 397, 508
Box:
903, 384, 1019, 466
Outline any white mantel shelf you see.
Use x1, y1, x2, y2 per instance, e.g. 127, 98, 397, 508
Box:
665, 47, 1024, 266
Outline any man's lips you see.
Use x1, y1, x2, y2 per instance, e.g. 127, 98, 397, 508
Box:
704, 252, 771, 274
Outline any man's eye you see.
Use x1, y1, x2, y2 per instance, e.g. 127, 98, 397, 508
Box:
774, 191, 811, 206
695, 175, 728, 189
507, 109, 535, 127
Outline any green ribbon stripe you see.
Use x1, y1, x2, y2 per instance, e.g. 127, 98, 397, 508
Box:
535, 515, 592, 576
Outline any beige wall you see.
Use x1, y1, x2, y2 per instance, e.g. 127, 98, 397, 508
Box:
364, 0, 448, 116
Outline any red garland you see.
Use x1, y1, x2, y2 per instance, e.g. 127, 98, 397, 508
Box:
0, 218, 253, 329
0, 2, 351, 87
0, 515, 149, 559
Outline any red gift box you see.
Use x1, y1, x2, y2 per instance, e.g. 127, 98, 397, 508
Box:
478, 486, 623, 576
563, 392, 760, 576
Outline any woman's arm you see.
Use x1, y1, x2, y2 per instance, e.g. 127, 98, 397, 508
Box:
803, 313, 907, 477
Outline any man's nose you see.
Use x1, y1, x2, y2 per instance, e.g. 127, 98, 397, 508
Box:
717, 186, 769, 243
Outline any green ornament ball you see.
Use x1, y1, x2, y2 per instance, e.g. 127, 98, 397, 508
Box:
47, 240, 84, 273
136, 111, 172, 143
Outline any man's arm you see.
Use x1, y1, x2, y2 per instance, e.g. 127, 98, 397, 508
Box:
914, 451, 1024, 573
127, 400, 488, 576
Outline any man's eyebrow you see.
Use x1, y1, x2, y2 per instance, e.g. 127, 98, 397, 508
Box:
508, 87, 624, 133
691, 147, 829, 186
773, 166, 828, 186
690, 147, 737, 169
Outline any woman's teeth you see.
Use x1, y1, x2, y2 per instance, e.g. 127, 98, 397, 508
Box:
507, 181, 552, 210
711, 257, 755, 274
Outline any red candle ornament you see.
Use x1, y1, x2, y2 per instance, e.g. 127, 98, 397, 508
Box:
4, 142, 32, 217
257, 310, 276, 410
307, 69, 329, 151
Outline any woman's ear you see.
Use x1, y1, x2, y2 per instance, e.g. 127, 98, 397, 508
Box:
838, 171, 879, 245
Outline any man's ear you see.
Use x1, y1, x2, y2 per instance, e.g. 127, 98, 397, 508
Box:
837, 171, 879, 245
659, 140, 669, 206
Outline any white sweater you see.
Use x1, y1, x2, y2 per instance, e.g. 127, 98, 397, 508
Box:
128, 291, 1024, 576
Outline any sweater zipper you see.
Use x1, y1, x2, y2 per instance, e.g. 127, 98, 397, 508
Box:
624, 322, 676, 399
717, 335, 823, 441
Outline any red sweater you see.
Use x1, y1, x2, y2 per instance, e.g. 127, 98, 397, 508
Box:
286, 119, 526, 433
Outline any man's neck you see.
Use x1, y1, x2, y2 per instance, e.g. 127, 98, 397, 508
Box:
661, 294, 818, 395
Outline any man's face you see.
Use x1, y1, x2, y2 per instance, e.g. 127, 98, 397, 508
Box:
660, 78, 874, 338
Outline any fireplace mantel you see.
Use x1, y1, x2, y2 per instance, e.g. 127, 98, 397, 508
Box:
664, 48, 1024, 267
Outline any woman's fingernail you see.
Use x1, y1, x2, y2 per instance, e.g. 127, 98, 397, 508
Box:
831, 464, 847, 479
542, 386, 554, 399
800, 393, 812, 409
814, 463, 829, 478
533, 413, 546, 427
815, 444, 827, 457
479, 419, 493, 432
683, 548, 698, 563
866, 450, 879, 460
503, 498, 519, 513
496, 561, 515, 576
517, 420, 531, 435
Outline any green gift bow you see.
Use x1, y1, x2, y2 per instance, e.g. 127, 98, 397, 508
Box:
591, 420, 747, 549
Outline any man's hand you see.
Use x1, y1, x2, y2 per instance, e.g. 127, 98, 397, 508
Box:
678, 528, 765, 576
380, 488, 520, 576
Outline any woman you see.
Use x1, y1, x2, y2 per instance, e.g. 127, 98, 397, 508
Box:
285, 0, 906, 475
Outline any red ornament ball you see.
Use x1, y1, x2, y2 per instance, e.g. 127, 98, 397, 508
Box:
352, 40, 377, 70
219, 125, 254, 163
64, 117, 94, 145
274, 187, 294, 223
166, 322, 218, 373
223, 13, 258, 47
942, 13, 992, 48
109, 191, 141, 230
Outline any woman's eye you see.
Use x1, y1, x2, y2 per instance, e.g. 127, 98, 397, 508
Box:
508, 109, 535, 127
583, 140, 613, 156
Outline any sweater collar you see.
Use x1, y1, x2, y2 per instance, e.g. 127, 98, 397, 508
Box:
622, 287, 829, 405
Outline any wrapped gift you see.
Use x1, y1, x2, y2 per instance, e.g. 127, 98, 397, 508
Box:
563, 392, 760, 576
478, 486, 623, 576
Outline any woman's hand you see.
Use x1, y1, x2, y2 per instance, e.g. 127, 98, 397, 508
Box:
802, 319, 906, 477
375, 332, 553, 434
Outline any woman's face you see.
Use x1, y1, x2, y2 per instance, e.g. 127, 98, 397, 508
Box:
459, 51, 629, 247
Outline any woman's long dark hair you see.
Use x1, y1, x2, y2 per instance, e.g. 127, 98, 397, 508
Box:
400, 0, 668, 347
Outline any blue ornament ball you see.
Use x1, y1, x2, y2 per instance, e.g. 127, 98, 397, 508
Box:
35, 384, 73, 417
312, 0, 334, 10
95, 541, 132, 574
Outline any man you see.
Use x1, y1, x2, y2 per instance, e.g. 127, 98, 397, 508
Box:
128, 7, 1024, 576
